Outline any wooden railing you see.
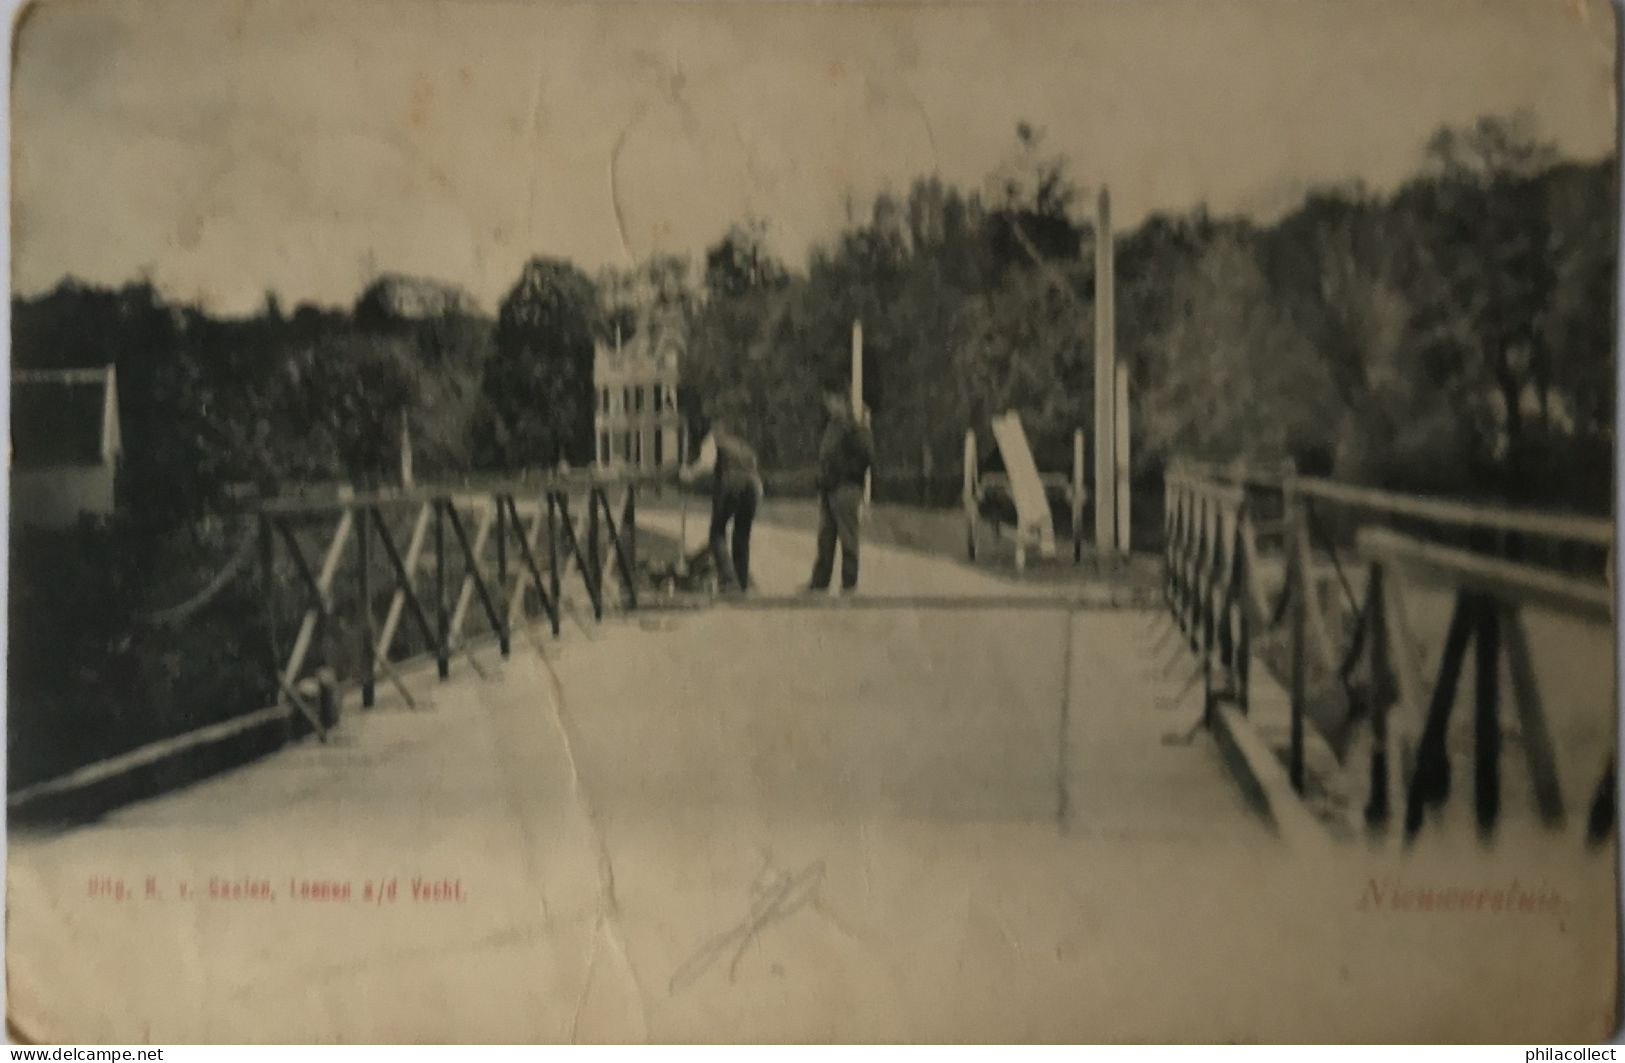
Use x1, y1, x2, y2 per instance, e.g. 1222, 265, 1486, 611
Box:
260, 478, 641, 740
1163, 457, 1615, 846
7, 474, 647, 817
1164, 464, 1269, 726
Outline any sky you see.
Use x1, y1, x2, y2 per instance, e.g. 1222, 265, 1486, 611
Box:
10, 0, 1619, 316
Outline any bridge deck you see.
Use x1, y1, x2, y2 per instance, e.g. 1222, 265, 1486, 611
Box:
7, 526, 1614, 1042
636, 506, 1057, 597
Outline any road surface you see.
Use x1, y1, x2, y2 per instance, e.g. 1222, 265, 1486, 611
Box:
7, 524, 1615, 1042
637, 505, 1056, 598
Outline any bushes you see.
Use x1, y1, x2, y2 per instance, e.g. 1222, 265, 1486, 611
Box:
7, 519, 271, 789
4, 503, 501, 789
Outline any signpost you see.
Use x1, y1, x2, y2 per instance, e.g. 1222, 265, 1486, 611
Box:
990, 410, 1057, 568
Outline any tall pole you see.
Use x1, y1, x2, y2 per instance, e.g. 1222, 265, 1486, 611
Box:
853, 319, 871, 515
852, 319, 863, 418
1093, 186, 1117, 559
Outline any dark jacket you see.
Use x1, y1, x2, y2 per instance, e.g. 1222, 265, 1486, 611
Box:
713, 430, 761, 495
817, 411, 874, 492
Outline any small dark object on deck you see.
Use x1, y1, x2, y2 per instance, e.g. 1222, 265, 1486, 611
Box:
1587, 761, 1615, 848
644, 546, 719, 597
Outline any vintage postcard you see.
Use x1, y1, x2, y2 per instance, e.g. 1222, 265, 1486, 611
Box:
5, 0, 1620, 1044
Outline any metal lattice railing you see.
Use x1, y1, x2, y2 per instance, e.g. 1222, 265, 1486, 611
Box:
259, 476, 643, 739
1163, 457, 1615, 847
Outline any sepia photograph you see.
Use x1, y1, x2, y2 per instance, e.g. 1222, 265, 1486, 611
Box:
3, 0, 1621, 1044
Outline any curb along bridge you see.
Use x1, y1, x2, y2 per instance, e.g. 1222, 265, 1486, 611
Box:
7, 458, 1618, 1041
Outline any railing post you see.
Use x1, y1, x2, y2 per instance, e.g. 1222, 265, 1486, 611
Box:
434, 497, 449, 679
1588, 760, 1615, 847
358, 505, 375, 709
260, 514, 282, 716
1473, 593, 1501, 837
1200, 495, 1215, 727
1195, 490, 1206, 638
546, 490, 561, 637
1364, 563, 1392, 830
624, 484, 638, 602
1163, 470, 1174, 607
1190, 489, 1199, 605
1183, 491, 1196, 639
587, 487, 603, 621
1187, 492, 1203, 647
1284, 461, 1306, 794
495, 493, 510, 658
1186, 486, 1197, 622
1233, 506, 1250, 714
319, 515, 341, 709
1180, 484, 1191, 619
1216, 502, 1234, 694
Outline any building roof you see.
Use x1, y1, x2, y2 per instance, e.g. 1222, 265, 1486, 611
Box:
594, 307, 685, 383
10, 366, 121, 467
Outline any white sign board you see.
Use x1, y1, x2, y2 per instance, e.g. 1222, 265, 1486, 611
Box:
990, 410, 1056, 559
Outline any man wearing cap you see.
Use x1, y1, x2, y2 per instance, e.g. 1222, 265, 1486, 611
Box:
680, 417, 763, 594
805, 382, 874, 594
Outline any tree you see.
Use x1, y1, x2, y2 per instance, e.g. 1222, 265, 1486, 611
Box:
704, 218, 788, 300
279, 333, 418, 483
984, 121, 1085, 273
684, 227, 805, 462
1399, 113, 1561, 492
1541, 160, 1617, 447
1137, 226, 1338, 468
948, 265, 1093, 471
1256, 189, 1420, 478
480, 257, 600, 468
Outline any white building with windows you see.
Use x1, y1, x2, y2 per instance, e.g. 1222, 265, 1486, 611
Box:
592, 310, 684, 472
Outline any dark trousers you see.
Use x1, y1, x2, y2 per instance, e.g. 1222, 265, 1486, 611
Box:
810, 484, 863, 590
709, 481, 758, 591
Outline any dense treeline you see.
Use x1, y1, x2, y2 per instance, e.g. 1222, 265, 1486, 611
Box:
13, 113, 1614, 527
683, 115, 1616, 511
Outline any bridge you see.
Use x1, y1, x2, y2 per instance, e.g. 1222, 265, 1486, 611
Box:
6, 464, 1617, 1042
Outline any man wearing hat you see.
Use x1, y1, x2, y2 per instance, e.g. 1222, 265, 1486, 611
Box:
805, 379, 874, 594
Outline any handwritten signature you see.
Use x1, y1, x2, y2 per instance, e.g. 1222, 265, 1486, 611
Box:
668, 857, 826, 994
